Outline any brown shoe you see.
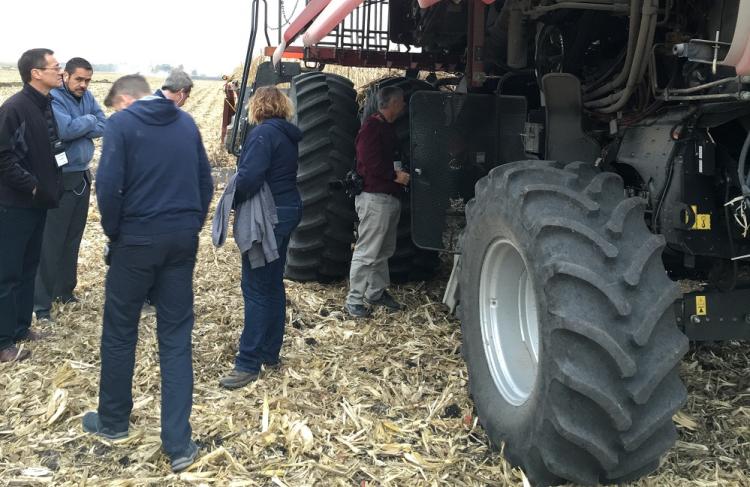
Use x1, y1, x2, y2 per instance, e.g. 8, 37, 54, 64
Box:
0, 346, 31, 362
18, 329, 50, 342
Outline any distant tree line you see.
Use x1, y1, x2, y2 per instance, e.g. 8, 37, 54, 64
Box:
92, 63, 118, 72
152, 63, 177, 73
0, 60, 221, 80
151, 64, 220, 80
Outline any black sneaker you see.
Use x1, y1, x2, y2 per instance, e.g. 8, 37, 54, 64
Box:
365, 291, 403, 311
35, 311, 55, 325
81, 411, 128, 440
345, 303, 371, 318
171, 440, 199, 472
219, 369, 259, 389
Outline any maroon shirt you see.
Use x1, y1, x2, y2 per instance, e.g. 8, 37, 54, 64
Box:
356, 113, 403, 195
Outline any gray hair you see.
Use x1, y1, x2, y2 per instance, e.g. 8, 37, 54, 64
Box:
377, 86, 404, 109
162, 69, 193, 93
104, 74, 151, 107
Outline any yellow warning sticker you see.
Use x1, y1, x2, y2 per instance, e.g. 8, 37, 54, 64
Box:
690, 205, 711, 230
695, 295, 707, 316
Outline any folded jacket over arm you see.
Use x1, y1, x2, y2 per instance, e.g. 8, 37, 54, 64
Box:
212, 173, 279, 268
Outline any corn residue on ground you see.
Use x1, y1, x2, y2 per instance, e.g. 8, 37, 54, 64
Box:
0, 71, 748, 486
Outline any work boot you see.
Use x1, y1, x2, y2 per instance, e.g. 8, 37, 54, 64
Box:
171, 440, 199, 472
219, 369, 259, 389
365, 291, 403, 311
345, 303, 371, 318
81, 411, 129, 440
0, 345, 31, 363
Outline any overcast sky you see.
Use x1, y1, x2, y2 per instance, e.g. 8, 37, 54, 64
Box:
0, 0, 292, 76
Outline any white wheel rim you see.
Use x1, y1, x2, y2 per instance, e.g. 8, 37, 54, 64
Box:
479, 238, 540, 406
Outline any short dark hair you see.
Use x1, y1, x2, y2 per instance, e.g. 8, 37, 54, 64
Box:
377, 86, 404, 109
64, 57, 93, 75
18, 48, 54, 84
104, 74, 151, 107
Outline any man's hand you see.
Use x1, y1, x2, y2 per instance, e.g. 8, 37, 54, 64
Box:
394, 170, 410, 186
32, 186, 37, 196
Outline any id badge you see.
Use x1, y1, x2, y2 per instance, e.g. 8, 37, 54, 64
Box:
55, 152, 69, 167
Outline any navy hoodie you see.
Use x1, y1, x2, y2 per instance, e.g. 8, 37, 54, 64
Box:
96, 97, 213, 239
235, 118, 302, 208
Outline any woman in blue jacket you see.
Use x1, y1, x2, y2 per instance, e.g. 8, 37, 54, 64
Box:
220, 87, 303, 389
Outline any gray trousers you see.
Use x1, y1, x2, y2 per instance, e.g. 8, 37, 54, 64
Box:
346, 192, 401, 305
34, 170, 90, 314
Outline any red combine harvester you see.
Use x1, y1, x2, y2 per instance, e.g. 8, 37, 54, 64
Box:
227, 1, 750, 485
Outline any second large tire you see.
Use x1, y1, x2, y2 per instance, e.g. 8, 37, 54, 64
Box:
459, 160, 688, 485
285, 72, 359, 281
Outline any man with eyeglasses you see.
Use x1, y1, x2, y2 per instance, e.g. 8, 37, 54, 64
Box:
0, 48, 65, 362
155, 68, 193, 108
33, 57, 106, 324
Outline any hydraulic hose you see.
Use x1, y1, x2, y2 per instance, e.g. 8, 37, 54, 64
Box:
583, 0, 642, 99
585, 0, 658, 113
598, 8, 658, 113
583, 49, 627, 94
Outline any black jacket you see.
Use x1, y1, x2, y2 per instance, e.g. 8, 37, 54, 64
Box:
0, 84, 62, 208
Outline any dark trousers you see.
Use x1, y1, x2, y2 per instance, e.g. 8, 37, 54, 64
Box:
34, 171, 90, 313
0, 205, 46, 349
236, 206, 301, 373
98, 230, 198, 458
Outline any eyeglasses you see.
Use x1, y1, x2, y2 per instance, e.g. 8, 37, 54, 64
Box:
35, 65, 63, 72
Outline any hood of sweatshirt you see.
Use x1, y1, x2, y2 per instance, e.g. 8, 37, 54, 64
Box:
124, 97, 181, 126
264, 118, 303, 143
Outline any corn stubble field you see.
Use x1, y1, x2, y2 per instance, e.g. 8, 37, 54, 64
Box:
0, 67, 748, 486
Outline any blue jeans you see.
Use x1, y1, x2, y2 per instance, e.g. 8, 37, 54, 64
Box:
0, 205, 46, 349
98, 230, 198, 459
235, 206, 302, 373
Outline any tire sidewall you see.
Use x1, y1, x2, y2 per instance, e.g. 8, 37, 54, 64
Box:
460, 192, 548, 460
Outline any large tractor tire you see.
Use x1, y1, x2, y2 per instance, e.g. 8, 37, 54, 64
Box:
361, 77, 441, 283
458, 160, 688, 486
286, 72, 359, 281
